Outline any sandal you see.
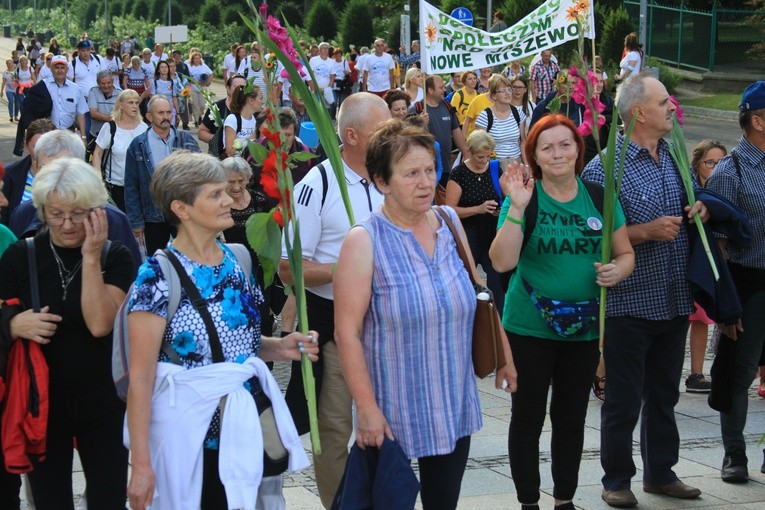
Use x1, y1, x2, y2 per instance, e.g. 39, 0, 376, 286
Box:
758, 382, 765, 398
592, 375, 605, 401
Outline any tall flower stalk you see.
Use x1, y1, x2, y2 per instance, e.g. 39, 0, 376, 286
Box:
239, 1, 354, 455
666, 105, 719, 281
567, 22, 636, 344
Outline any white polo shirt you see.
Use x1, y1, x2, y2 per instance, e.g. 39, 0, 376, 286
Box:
282, 158, 384, 300
67, 55, 103, 99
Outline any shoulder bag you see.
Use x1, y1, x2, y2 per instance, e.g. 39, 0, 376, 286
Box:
434, 208, 507, 378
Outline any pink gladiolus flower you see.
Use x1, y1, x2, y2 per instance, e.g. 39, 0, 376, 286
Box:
259, 2, 269, 20
267, 16, 304, 73
669, 95, 684, 126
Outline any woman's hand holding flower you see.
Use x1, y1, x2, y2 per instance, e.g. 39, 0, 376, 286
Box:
595, 261, 621, 288
281, 331, 319, 361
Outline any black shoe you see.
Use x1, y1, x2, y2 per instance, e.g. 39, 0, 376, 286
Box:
761, 449, 764, 474
685, 373, 712, 393
721, 454, 749, 483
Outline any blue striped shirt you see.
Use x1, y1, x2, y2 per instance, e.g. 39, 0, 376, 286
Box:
705, 135, 765, 270
582, 134, 693, 320
357, 207, 482, 459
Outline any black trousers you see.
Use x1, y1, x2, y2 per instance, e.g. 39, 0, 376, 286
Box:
507, 332, 599, 503
600, 315, 687, 490
418, 435, 471, 510
105, 183, 126, 214
28, 384, 128, 510
0, 414, 21, 509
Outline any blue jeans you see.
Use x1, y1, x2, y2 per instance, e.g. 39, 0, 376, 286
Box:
600, 315, 688, 490
6, 91, 18, 118
720, 288, 765, 456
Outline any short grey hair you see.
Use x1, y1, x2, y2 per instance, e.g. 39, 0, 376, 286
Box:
96, 69, 113, 82
32, 157, 107, 218
337, 92, 388, 144
147, 95, 171, 113
221, 156, 253, 181
615, 73, 648, 123
35, 130, 86, 164
150, 151, 228, 226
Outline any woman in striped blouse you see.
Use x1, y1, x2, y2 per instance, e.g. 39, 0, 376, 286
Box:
334, 119, 517, 510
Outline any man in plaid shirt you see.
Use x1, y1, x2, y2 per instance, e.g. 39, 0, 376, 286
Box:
582, 74, 708, 508
530, 50, 560, 102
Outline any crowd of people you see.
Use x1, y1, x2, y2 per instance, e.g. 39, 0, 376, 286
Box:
0, 22, 764, 510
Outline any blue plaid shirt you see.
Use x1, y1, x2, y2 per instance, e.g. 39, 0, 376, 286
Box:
706, 135, 765, 270
582, 134, 694, 320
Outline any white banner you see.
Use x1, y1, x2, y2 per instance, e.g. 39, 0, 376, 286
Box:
420, 0, 595, 74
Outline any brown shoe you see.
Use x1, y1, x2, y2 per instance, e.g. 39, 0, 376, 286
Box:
601, 488, 638, 507
643, 480, 701, 499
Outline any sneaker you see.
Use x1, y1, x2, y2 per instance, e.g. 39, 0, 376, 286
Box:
9, 117, 13, 122
685, 373, 712, 393
721, 453, 749, 483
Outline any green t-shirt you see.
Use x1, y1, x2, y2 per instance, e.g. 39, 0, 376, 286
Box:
0, 224, 17, 257
496, 178, 626, 341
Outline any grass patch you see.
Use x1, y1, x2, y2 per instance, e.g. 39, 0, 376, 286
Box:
681, 94, 740, 111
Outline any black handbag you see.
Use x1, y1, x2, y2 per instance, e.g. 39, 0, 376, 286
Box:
164, 249, 289, 476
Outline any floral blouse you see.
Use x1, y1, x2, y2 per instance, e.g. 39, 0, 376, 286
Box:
128, 242, 264, 447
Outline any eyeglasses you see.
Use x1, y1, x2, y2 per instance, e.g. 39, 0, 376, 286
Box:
45, 209, 92, 226
496, 88, 514, 94
702, 159, 722, 169
511, 85, 527, 91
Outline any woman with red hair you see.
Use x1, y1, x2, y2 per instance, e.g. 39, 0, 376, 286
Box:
489, 114, 634, 510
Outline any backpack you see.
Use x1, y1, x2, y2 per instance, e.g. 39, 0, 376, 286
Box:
414, 98, 457, 116
101, 120, 117, 180
71, 54, 101, 82
111, 244, 252, 401
482, 105, 520, 133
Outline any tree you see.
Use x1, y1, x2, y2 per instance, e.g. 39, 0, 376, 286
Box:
199, 0, 221, 27
84, 0, 98, 27
169, 1, 184, 26
277, 1, 303, 28
149, 0, 166, 24
306, 0, 338, 41
502, 0, 542, 26
131, 0, 149, 20
439, 0, 478, 19
388, 14, 418, 56
599, 7, 635, 70
341, 0, 374, 50
222, 6, 241, 27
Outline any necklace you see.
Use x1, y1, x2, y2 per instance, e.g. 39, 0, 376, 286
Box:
49, 236, 84, 301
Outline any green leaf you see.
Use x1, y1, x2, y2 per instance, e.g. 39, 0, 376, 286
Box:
245, 211, 282, 288
247, 140, 270, 164
546, 96, 561, 114
288, 150, 317, 163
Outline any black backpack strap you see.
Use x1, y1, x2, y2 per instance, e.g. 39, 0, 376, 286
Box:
581, 180, 606, 216
521, 185, 539, 252
484, 107, 494, 132
236, 113, 242, 135
25, 238, 40, 312
164, 249, 225, 363
318, 161, 329, 211
510, 105, 521, 128
104, 120, 117, 180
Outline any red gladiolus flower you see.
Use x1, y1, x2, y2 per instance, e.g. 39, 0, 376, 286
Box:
261, 125, 282, 147
273, 208, 284, 227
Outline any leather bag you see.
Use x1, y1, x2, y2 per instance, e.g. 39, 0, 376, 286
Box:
435, 208, 507, 378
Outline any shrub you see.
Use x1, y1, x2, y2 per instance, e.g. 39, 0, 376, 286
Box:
222, 7, 242, 27
199, 0, 221, 27
169, 2, 183, 26
306, 0, 337, 41
644, 57, 683, 94
277, 1, 302, 28
340, 0, 374, 50
502, 0, 542, 26
599, 7, 635, 71
132, 0, 150, 20
84, 0, 99, 27
149, 0, 166, 24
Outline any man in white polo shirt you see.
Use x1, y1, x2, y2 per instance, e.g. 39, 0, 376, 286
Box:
279, 93, 391, 509
67, 39, 102, 142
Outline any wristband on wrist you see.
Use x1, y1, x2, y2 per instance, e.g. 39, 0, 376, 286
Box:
505, 209, 524, 225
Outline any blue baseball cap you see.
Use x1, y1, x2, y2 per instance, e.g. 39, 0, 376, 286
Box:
740, 81, 765, 112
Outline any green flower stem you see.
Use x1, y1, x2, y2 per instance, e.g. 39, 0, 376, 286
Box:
668, 117, 719, 281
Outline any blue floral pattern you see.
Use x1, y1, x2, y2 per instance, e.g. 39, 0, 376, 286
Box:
128, 242, 265, 447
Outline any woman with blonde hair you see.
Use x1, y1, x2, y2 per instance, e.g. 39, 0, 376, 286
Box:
92, 89, 149, 212
402, 66, 424, 103
187, 51, 213, 127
